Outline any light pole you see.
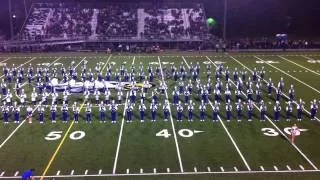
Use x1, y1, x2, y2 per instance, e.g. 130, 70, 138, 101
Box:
23, 0, 28, 17
223, 0, 227, 41
9, 0, 14, 39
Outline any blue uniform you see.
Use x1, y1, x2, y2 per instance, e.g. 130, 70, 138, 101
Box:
14, 106, 20, 123
110, 104, 118, 123
99, 104, 106, 122
226, 104, 232, 121
73, 104, 79, 122
274, 104, 281, 121
310, 102, 318, 120
260, 104, 266, 121
151, 104, 157, 122
213, 104, 219, 122
247, 102, 254, 121
51, 106, 57, 122
188, 104, 194, 121
199, 104, 206, 121
163, 104, 170, 121
21, 169, 33, 180
39, 107, 45, 123
139, 104, 146, 122
86, 105, 92, 123
297, 102, 303, 121
126, 105, 133, 122
236, 102, 243, 121
177, 105, 183, 122
285, 104, 292, 121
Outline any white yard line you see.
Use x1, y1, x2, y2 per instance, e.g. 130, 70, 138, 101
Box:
213, 56, 319, 170
229, 55, 320, 122
158, 56, 184, 172
209, 101, 252, 171
0, 57, 63, 149
0, 57, 37, 79
0, 57, 11, 64
254, 56, 320, 94
181, 56, 189, 68
101, 55, 112, 74
112, 56, 135, 174
48, 57, 62, 67
278, 56, 320, 76
183, 56, 251, 171
0, 104, 41, 149
74, 57, 87, 69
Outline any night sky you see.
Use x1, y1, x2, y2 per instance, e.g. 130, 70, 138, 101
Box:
0, 0, 319, 39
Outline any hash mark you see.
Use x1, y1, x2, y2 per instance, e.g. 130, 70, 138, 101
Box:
56, 170, 60, 176
234, 167, 238, 172
126, 169, 129, 174
299, 165, 305, 171
14, 171, 19, 176
140, 168, 143, 174
207, 167, 211, 172
286, 165, 291, 171
273, 165, 279, 171
99, 169, 102, 175
167, 168, 170, 173
70, 170, 74, 175
220, 167, 225, 172
153, 168, 156, 174
84, 170, 88, 175
0, 171, 4, 176
194, 167, 197, 172
260, 166, 265, 171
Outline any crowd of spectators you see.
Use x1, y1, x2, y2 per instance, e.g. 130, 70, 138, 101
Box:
96, 5, 137, 38
186, 4, 207, 38
143, 5, 186, 40
46, 6, 93, 39
223, 38, 315, 50
19, 3, 207, 41
21, 7, 50, 40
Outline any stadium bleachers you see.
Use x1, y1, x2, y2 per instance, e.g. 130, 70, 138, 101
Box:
20, 3, 207, 41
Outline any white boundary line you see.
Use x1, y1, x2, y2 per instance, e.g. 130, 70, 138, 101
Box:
222, 56, 319, 170
229, 55, 320, 122
112, 56, 135, 174
1, 169, 315, 179
254, 56, 320, 94
158, 56, 184, 172
183, 56, 251, 171
278, 56, 320, 76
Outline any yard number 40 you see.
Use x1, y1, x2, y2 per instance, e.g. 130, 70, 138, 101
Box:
45, 131, 86, 141
156, 129, 198, 138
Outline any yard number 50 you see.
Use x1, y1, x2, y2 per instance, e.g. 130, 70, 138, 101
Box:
45, 131, 85, 141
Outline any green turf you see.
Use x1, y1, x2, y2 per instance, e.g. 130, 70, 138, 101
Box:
0, 52, 320, 180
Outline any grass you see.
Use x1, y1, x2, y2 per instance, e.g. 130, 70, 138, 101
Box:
0, 51, 319, 179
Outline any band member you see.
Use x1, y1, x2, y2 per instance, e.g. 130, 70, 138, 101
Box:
290, 124, 300, 144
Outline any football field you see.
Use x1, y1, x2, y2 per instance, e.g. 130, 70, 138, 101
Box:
0, 52, 320, 180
